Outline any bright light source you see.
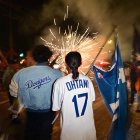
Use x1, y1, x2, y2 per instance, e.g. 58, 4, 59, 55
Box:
107, 40, 112, 44
19, 53, 24, 58
20, 59, 25, 64
53, 64, 60, 69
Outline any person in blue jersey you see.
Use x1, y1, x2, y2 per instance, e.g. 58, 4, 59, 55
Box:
52, 51, 97, 140
9, 45, 63, 140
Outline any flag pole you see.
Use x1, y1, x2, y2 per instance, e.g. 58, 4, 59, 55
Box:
85, 26, 117, 76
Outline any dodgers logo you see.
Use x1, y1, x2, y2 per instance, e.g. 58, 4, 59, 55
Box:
25, 76, 51, 89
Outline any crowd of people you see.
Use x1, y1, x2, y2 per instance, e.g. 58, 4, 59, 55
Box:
124, 60, 140, 111
0, 43, 140, 140
0, 45, 97, 140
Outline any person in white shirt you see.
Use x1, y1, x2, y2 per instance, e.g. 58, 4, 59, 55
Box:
52, 51, 96, 140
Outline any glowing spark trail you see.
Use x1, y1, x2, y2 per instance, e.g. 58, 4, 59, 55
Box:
40, 7, 108, 77
54, 18, 56, 26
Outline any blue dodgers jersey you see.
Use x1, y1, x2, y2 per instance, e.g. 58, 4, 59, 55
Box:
12, 65, 63, 110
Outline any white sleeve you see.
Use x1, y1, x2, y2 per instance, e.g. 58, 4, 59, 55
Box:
9, 79, 18, 98
89, 79, 96, 102
52, 79, 63, 111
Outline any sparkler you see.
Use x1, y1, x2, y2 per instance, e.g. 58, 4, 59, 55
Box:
40, 6, 108, 77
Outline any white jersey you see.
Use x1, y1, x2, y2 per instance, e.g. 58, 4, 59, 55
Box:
52, 73, 96, 140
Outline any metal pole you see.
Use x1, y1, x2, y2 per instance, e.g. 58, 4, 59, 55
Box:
85, 26, 117, 76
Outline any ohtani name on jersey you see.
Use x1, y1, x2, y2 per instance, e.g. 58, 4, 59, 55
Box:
66, 79, 89, 91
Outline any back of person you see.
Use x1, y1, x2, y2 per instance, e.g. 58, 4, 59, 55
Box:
2, 56, 19, 91
2, 66, 16, 91
12, 65, 62, 110
57, 74, 96, 140
2, 57, 20, 120
9, 45, 63, 140
52, 51, 96, 140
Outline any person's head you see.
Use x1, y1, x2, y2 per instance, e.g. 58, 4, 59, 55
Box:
6, 56, 20, 69
32, 45, 53, 64
7, 56, 19, 65
25, 50, 36, 66
65, 51, 82, 80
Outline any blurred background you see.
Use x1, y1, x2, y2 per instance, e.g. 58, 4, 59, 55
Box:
0, 0, 140, 72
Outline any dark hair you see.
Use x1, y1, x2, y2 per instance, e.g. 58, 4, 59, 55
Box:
32, 45, 53, 63
65, 51, 82, 79
7, 56, 19, 64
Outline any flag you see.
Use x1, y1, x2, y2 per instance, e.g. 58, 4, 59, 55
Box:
93, 37, 128, 140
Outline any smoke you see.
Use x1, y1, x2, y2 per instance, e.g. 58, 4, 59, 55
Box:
63, 0, 140, 61
18, 1, 66, 35
18, 0, 140, 61
64, 0, 140, 32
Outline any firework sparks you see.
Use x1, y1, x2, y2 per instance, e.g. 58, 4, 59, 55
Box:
40, 7, 108, 77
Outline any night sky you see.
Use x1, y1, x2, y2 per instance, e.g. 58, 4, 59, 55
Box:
0, 0, 51, 52
0, 0, 140, 61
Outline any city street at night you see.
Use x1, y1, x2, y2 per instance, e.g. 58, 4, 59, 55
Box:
0, 0, 140, 140
0, 86, 140, 140
0, 86, 111, 140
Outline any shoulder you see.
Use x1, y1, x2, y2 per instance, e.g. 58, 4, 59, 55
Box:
15, 66, 31, 73
54, 74, 69, 84
79, 74, 90, 80
48, 68, 64, 78
53, 68, 64, 75
12, 66, 34, 78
